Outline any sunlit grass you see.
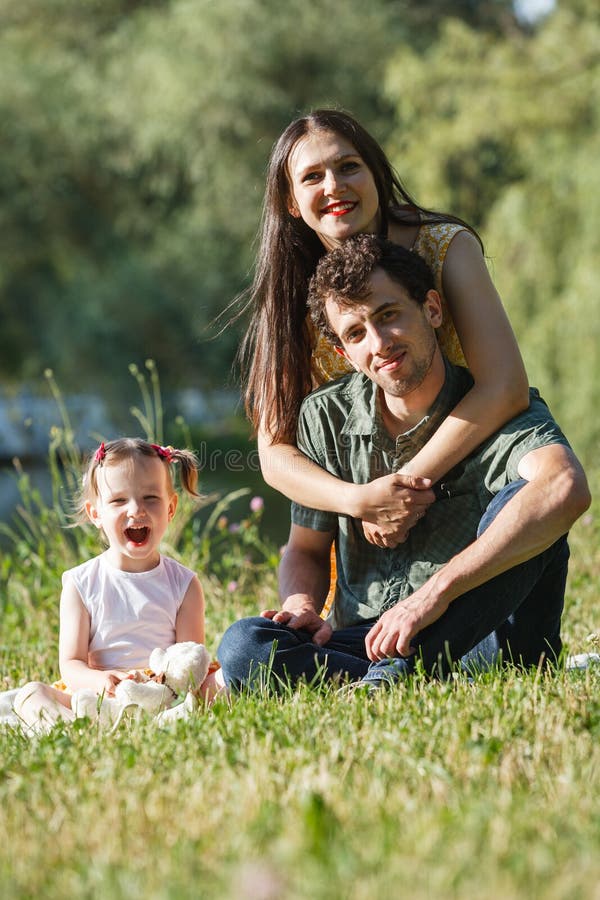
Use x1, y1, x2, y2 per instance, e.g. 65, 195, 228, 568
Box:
0, 376, 598, 899
1, 666, 598, 899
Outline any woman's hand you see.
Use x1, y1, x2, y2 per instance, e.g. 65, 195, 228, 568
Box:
354, 472, 435, 548
353, 472, 435, 523
351, 471, 435, 538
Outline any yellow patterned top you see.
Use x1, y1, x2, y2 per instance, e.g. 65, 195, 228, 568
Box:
310, 221, 467, 384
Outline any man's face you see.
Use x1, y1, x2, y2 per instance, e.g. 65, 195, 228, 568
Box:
326, 268, 442, 398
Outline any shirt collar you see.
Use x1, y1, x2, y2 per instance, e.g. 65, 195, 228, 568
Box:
341, 373, 378, 436
341, 358, 472, 455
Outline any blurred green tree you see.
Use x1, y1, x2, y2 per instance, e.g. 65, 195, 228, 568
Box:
3, 0, 597, 462
0, 0, 399, 396
383, 0, 600, 458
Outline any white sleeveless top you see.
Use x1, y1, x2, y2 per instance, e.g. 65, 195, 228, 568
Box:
62, 552, 195, 670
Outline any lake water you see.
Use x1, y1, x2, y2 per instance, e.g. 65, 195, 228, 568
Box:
0, 387, 293, 550
0, 456, 293, 551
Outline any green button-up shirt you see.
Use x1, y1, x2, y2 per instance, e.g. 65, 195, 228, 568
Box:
292, 360, 570, 630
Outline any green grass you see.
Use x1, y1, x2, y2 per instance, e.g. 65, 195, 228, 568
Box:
0, 668, 598, 899
0, 394, 598, 898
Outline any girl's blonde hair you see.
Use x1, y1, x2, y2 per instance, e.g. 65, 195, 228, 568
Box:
75, 438, 200, 524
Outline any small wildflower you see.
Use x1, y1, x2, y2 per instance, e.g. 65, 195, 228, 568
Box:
229, 523, 241, 534
250, 496, 264, 513
227, 581, 238, 593
217, 516, 228, 530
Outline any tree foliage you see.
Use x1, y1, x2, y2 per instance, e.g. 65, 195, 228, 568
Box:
0, 0, 397, 392
383, 0, 600, 458
1, 0, 598, 457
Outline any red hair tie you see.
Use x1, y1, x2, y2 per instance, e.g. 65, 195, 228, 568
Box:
94, 442, 106, 463
151, 444, 175, 463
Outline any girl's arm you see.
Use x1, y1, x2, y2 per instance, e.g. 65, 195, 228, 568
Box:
175, 575, 226, 702
401, 229, 529, 481
59, 578, 131, 696
174, 575, 205, 643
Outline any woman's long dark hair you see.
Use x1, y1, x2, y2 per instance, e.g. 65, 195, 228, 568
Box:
239, 109, 480, 443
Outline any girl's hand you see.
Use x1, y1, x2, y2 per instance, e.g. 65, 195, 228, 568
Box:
352, 473, 435, 526
101, 670, 133, 697
126, 669, 152, 683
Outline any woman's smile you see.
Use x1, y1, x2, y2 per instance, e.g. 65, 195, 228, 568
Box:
287, 130, 380, 248
321, 200, 358, 217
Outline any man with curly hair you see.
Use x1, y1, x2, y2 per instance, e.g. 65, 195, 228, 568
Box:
219, 236, 590, 689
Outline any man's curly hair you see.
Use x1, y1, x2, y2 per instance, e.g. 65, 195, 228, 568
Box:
307, 234, 436, 346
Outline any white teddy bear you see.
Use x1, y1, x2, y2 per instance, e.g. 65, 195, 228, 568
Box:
72, 641, 211, 729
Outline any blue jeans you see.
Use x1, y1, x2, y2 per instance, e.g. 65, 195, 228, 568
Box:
218, 481, 569, 689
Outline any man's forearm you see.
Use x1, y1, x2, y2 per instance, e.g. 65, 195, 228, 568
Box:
366, 452, 590, 661
278, 547, 331, 614
431, 459, 590, 609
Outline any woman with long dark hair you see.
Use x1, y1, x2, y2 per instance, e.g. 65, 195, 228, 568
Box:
239, 109, 528, 543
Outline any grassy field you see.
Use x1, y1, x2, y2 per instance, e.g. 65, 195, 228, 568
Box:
0, 460, 598, 899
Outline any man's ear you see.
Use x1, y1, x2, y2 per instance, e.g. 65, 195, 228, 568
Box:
334, 345, 361, 371
85, 500, 103, 530
423, 289, 443, 329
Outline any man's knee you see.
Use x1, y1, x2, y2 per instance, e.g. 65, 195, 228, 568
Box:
217, 616, 278, 686
478, 480, 527, 536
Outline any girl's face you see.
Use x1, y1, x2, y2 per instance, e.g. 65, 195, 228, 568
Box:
286, 129, 380, 250
86, 455, 177, 572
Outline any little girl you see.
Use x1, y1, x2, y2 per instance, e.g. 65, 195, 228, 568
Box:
14, 438, 224, 731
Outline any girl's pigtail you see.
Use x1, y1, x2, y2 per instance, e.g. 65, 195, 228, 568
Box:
169, 448, 200, 497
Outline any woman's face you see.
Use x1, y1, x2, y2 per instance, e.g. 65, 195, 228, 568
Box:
286, 129, 380, 250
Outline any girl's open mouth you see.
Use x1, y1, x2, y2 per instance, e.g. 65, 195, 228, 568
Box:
125, 526, 150, 545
